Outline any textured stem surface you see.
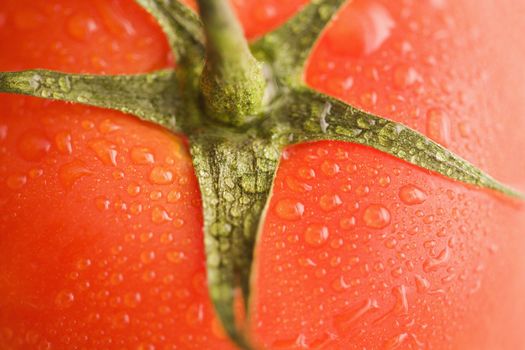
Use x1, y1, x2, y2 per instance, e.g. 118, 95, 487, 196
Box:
197, 0, 266, 126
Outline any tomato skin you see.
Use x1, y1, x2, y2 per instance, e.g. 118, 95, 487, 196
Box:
252, 141, 525, 349
1, 0, 525, 349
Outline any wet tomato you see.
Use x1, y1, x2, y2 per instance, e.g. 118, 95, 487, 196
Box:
1, 0, 525, 349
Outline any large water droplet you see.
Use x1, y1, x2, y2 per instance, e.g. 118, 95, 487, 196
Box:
399, 184, 427, 205
55, 132, 73, 155
59, 159, 92, 188
319, 193, 343, 211
17, 131, 51, 161
275, 199, 305, 220
327, 1, 395, 57
6, 174, 27, 190
304, 224, 330, 247
363, 204, 391, 229
149, 166, 174, 185
88, 139, 118, 166
130, 146, 155, 165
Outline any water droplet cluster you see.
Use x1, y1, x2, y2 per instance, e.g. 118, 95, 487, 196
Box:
252, 140, 525, 348
306, 0, 525, 183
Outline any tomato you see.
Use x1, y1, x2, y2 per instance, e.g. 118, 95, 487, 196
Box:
1, 0, 524, 349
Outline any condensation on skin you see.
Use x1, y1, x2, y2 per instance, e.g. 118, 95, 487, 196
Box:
252, 140, 525, 349
0, 98, 235, 349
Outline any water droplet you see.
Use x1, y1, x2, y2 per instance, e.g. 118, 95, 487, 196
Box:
304, 224, 330, 247
384, 237, 397, 249
423, 246, 450, 272
127, 182, 141, 196
55, 290, 75, 308
140, 251, 156, 264
319, 193, 342, 211
186, 303, 205, 327
59, 159, 92, 188
151, 206, 171, 224
130, 146, 155, 165
275, 199, 305, 220
17, 131, 51, 161
363, 204, 391, 229
88, 139, 118, 166
374, 262, 385, 272
55, 132, 73, 155
285, 176, 312, 193
149, 166, 174, 185
355, 184, 370, 196
140, 232, 154, 242
334, 298, 380, 332
332, 276, 351, 292
6, 174, 27, 190
76, 258, 92, 270
391, 266, 403, 278
149, 191, 162, 200
28, 168, 43, 178
392, 285, 408, 314
98, 119, 121, 133
110, 272, 124, 285
166, 251, 186, 264
122, 292, 142, 308
67, 13, 98, 40
383, 332, 409, 350
321, 160, 340, 177
327, 1, 395, 57
160, 232, 174, 244
399, 185, 427, 205
174, 217, 185, 229
426, 108, 451, 146
81, 120, 94, 130
95, 196, 110, 211
111, 312, 130, 329
339, 216, 356, 229
167, 190, 181, 203
297, 167, 316, 180
378, 175, 391, 187
393, 64, 422, 89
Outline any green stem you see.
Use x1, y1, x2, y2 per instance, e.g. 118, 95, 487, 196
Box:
197, 0, 265, 126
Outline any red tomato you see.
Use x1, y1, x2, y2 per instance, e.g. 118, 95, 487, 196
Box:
1, 1, 524, 349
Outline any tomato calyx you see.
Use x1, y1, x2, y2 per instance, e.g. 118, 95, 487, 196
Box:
0, 1, 522, 349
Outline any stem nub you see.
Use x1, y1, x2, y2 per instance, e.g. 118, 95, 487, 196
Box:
197, 0, 266, 127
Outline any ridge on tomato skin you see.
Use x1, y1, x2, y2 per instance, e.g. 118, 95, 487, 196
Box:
1, 0, 525, 350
